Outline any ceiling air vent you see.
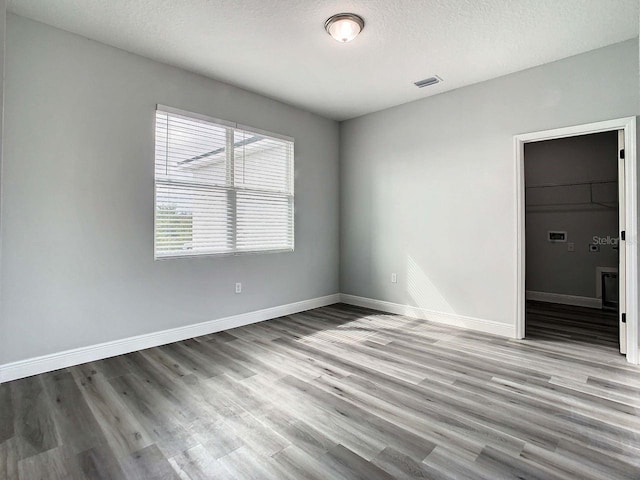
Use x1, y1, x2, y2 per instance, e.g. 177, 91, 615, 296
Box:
414, 76, 442, 88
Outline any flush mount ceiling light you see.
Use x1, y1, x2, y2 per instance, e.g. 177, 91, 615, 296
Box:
325, 13, 365, 43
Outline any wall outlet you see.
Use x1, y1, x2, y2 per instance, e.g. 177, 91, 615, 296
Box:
235, 282, 242, 293
391, 273, 397, 283
567, 242, 575, 252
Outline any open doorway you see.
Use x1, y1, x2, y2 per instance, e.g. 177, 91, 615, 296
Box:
524, 131, 620, 353
515, 117, 638, 364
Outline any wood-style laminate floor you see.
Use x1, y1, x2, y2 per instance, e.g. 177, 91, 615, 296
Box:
1, 302, 639, 479
526, 300, 619, 349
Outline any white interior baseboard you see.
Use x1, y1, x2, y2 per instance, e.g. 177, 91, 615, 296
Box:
0, 294, 341, 383
1, 292, 526, 383
526, 290, 602, 309
340, 294, 516, 338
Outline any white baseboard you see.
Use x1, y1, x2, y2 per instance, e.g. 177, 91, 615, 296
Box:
0, 294, 341, 383
526, 290, 602, 309
340, 294, 516, 338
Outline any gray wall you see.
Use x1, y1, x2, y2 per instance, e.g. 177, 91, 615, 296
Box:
525, 132, 619, 298
0, 15, 340, 364
0, 0, 5, 340
340, 39, 639, 326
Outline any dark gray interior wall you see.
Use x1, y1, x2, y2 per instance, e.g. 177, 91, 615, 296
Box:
524, 132, 619, 299
0, 15, 340, 364
340, 39, 639, 327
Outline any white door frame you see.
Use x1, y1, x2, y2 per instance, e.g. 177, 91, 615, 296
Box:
514, 116, 638, 364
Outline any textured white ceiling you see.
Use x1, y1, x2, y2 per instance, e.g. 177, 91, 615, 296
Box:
8, 0, 639, 120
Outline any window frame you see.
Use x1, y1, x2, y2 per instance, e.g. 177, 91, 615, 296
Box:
154, 104, 295, 260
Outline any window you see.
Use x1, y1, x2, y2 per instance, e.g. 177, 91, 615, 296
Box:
154, 105, 294, 258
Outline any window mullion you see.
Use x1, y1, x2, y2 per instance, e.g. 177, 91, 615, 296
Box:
227, 127, 237, 252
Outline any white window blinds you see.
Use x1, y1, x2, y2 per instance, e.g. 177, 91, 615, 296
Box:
154, 106, 294, 259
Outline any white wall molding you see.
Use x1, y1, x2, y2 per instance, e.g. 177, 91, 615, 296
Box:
0, 294, 341, 383
15, 289, 626, 383
526, 290, 602, 309
340, 294, 516, 338
0, 292, 520, 383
